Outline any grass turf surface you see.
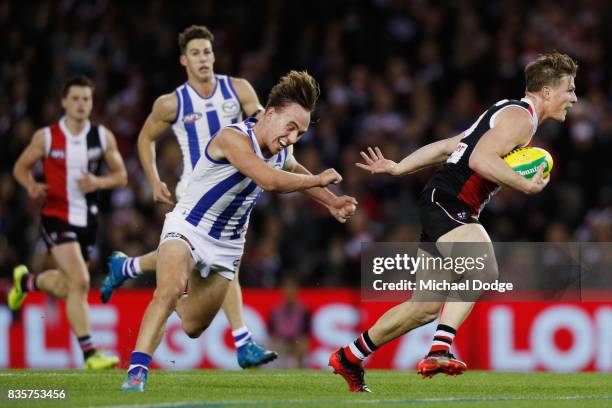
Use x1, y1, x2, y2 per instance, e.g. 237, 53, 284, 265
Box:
0, 369, 610, 407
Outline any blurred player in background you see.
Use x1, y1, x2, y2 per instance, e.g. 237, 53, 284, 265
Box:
330, 52, 577, 392
121, 71, 357, 391
9, 76, 127, 369
100, 25, 277, 368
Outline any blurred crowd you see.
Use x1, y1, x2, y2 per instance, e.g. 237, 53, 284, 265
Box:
1, 0, 611, 290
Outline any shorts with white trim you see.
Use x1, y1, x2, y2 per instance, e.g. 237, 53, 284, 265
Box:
159, 212, 242, 281
417, 188, 480, 244
40, 215, 97, 261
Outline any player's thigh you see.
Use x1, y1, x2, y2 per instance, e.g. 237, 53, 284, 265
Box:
50, 242, 89, 284
156, 239, 194, 292
183, 269, 231, 324
438, 222, 499, 295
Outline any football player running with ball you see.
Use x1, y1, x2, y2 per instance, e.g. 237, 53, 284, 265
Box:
330, 52, 577, 392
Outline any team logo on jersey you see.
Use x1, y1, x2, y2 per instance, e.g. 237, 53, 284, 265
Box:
49, 149, 66, 159
456, 211, 470, 221
222, 101, 240, 114
183, 112, 203, 123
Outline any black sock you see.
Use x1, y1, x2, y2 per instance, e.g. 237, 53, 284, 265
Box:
78, 335, 96, 359
21, 274, 37, 293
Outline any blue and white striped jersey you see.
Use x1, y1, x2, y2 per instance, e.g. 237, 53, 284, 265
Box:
173, 117, 289, 246
172, 75, 243, 184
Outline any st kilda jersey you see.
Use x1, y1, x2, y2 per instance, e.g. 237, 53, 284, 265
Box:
424, 98, 539, 217
41, 118, 108, 227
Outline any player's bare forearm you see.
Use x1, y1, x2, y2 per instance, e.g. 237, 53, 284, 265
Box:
13, 163, 36, 190
289, 162, 337, 207
394, 136, 461, 176
470, 154, 532, 193
13, 129, 46, 190
94, 171, 127, 189
137, 94, 176, 186
138, 135, 161, 186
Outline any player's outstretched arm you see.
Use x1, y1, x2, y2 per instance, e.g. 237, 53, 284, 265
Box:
210, 129, 341, 193
283, 146, 357, 223
469, 108, 548, 194
78, 129, 128, 193
137, 93, 177, 204
357, 135, 464, 176
13, 129, 48, 199
232, 77, 264, 118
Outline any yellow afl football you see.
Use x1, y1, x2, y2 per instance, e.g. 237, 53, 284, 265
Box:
503, 147, 553, 179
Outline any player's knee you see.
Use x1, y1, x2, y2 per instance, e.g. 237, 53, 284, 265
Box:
69, 275, 90, 294
152, 287, 183, 310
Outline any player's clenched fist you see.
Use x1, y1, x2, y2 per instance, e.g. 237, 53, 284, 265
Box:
317, 168, 342, 187
329, 195, 358, 223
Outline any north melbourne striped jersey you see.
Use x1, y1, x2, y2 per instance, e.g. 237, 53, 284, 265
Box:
171, 75, 243, 184
173, 117, 288, 246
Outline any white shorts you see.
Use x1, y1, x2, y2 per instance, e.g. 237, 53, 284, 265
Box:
159, 212, 243, 281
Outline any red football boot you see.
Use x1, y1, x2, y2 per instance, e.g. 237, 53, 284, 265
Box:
417, 350, 467, 379
328, 348, 371, 392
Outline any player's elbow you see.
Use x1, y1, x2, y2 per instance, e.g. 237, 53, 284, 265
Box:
257, 176, 280, 192
468, 153, 484, 174
117, 170, 128, 187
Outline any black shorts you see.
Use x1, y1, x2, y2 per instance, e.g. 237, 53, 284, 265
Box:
418, 188, 480, 244
40, 216, 97, 261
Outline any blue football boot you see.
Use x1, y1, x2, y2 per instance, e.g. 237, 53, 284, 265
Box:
237, 341, 278, 368
100, 251, 128, 303
121, 367, 148, 392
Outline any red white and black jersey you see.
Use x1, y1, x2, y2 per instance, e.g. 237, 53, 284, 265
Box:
41, 118, 107, 227
424, 98, 539, 217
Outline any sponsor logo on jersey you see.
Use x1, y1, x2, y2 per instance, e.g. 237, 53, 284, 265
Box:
49, 149, 66, 159
183, 112, 203, 123
222, 100, 240, 114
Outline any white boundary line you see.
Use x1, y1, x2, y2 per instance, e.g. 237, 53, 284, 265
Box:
97, 395, 612, 408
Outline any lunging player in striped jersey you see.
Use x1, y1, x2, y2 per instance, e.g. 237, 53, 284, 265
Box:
121, 71, 358, 391
10, 76, 127, 369
100, 25, 276, 368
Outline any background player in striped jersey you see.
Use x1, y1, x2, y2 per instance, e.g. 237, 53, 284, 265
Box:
100, 25, 277, 368
121, 71, 357, 391
329, 52, 577, 392
9, 76, 127, 369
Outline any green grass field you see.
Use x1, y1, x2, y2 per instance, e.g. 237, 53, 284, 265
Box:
0, 369, 610, 407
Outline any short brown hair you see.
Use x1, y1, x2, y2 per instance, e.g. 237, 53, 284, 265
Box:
61, 75, 94, 97
266, 70, 320, 112
178, 25, 214, 54
525, 52, 578, 92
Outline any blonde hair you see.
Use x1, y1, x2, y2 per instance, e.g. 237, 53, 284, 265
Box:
266, 70, 320, 112
525, 52, 578, 92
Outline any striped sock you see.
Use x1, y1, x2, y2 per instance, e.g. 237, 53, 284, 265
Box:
121, 257, 142, 279
78, 335, 97, 360
22, 274, 38, 292
428, 324, 456, 354
128, 351, 152, 376
232, 326, 253, 350
342, 331, 378, 366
